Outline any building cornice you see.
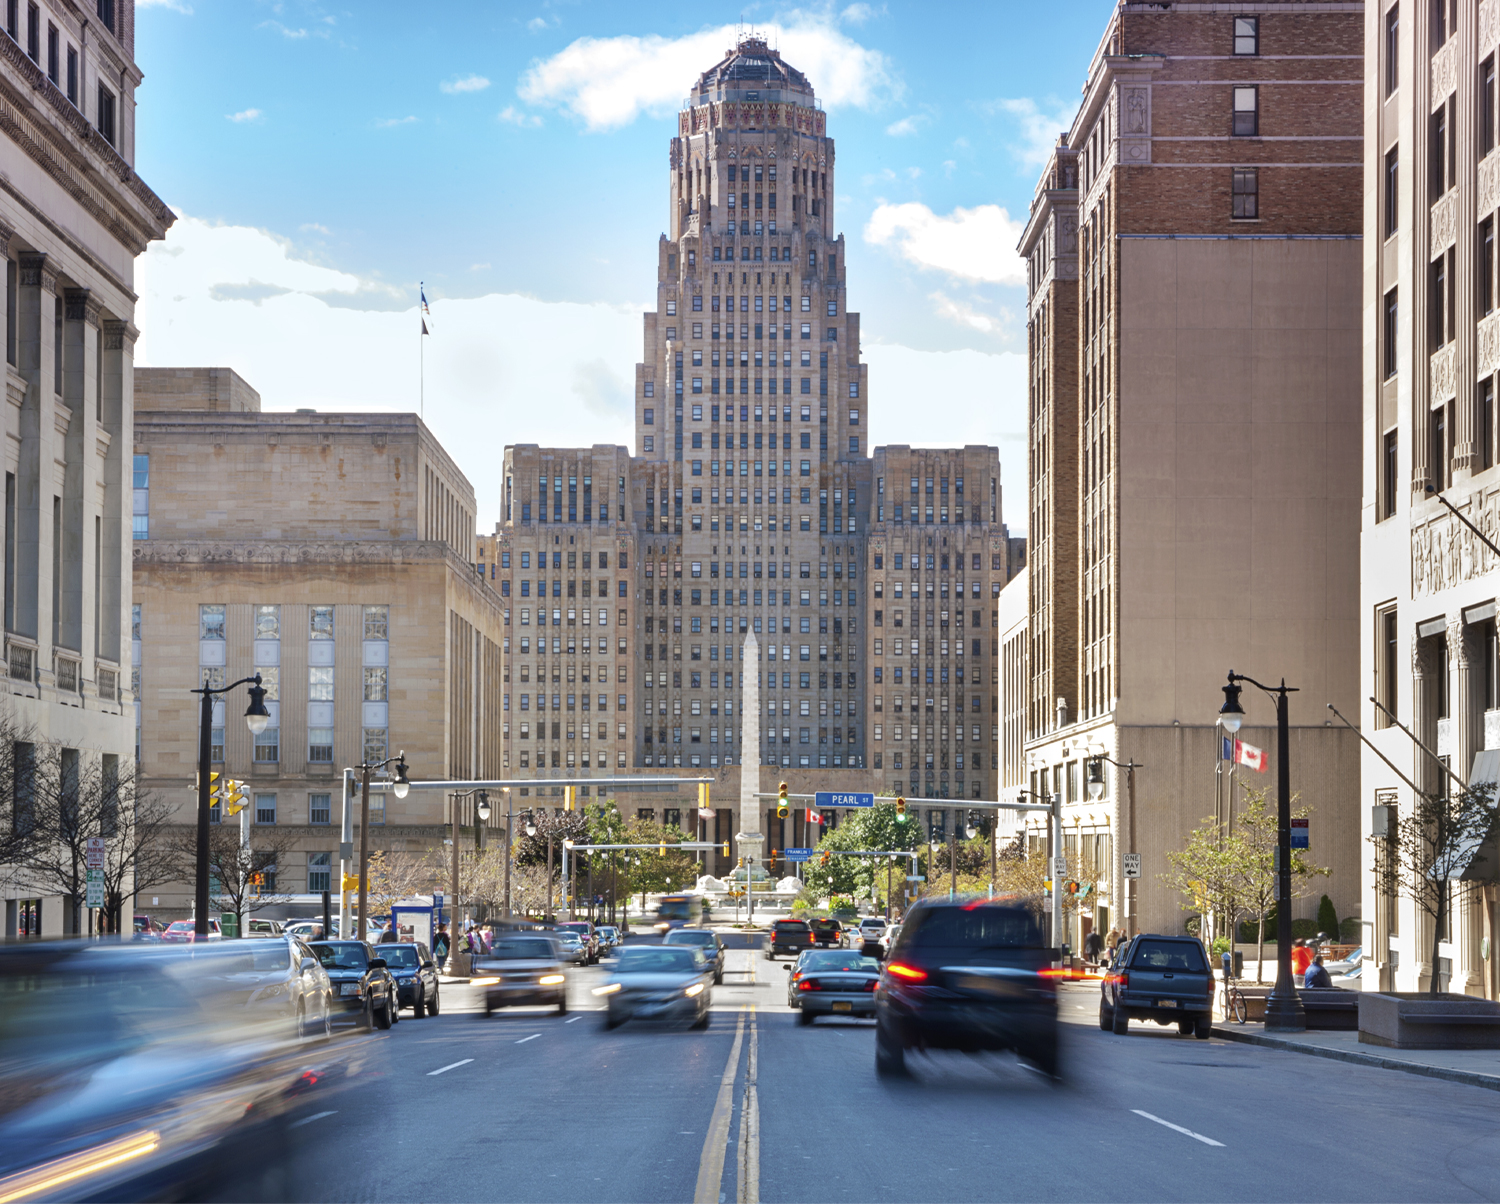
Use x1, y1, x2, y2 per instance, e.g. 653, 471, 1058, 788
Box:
133, 540, 466, 568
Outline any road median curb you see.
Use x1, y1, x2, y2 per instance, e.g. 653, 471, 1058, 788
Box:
1211, 1025, 1500, 1093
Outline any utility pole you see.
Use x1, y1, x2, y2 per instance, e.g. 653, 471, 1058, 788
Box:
949, 830, 957, 900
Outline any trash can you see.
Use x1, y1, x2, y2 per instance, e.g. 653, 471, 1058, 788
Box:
220, 912, 240, 939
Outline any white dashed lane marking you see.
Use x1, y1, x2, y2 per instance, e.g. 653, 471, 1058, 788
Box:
1131, 1109, 1225, 1147
516, 1034, 540, 1044
290, 1111, 338, 1127
428, 1059, 474, 1076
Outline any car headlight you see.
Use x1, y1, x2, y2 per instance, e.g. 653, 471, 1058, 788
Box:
592, 983, 621, 996
471, 976, 501, 987
539, 974, 566, 986
339, 983, 361, 996
684, 982, 705, 998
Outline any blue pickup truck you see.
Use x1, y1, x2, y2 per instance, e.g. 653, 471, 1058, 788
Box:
1100, 933, 1214, 1039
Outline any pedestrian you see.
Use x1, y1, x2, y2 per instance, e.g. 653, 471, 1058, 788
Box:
1291, 939, 1313, 977
1303, 952, 1333, 989
1084, 928, 1103, 966
1105, 926, 1122, 960
433, 923, 450, 962
376, 927, 398, 944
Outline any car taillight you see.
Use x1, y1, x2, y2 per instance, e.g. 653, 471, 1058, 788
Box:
798, 978, 818, 991
886, 962, 927, 983
1037, 967, 1072, 981
862, 979, 878, 992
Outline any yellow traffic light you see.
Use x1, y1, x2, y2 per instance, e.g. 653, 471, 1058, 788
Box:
737, 857, 745, 868
820, 850, 831, 866
219, 777, 247, 816
777, 781, 789, 819
564, 785, 576, 811
895, 797, 907, 821
341, 874, 359, 892
722, 840, 730, 856
698, 782, 710, 811
767, 851, 778, 872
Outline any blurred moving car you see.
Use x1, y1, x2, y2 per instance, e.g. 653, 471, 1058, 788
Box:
378, 943, 441, 1017
556, 933, 589, 965
162, 918, 221, 944
1323, 945, 1363, 977
471, 935, 568, 1015
183, 937, 333, 1040
1100, 933, 1213, 1039
879, 923, 902, 959
131, 915, 164, 941
664, 928, 725, 984
785, 949, 820, 1007
788, 951, 881, 1024
857, 917, 887, 957
809, 918, 846, 949
284, 920, 329, 942
595, 946, 712, 1030
767, 919, 813, 960
875, 900, 1061, 1078
0, 942, 346, 1202
307, 941, 400, 1030
245, 919, 284, 938
555, 921, 600, 964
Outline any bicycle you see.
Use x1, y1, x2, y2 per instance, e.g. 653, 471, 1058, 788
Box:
1221, 972, 1248, 1024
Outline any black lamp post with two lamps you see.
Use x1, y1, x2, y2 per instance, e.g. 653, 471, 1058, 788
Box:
1219, 670, 1305, 1032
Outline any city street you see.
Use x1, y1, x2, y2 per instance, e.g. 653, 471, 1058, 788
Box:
270, 944, 1500, 1204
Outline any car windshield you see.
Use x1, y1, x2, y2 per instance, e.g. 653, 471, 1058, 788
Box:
665, 931, 715, 946
311, 943, 369, 970
166, 921, 192, 932
488, 939, 555, 960
804, 952, 878, 972
906, 906, 1043, 950
188, 943, 291, 973
559, 934, 582, 945
1130, 940, 1206, 972
775, 922, 809, 932
810, 920, 838, 930
617, 948, 699, 973
557, 924, 590, 935
380, 946, 422, 969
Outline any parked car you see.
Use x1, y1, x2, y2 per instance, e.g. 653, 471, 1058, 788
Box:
377, 943, 441, 1017
307, 940, 400, 1030
132, 914, 164, 941
664, 928, 725, 984
162, 918, 222, 944
857, 917, 887, 957
879, 923, 902, 959
595, 945, 712, 1030
245, 918, 284, 938
596, 925, 622, 954
788, 950, 882, 1024
181, 936, 333, 1040
284, 920, 330, 942
471, 934, 568, 1016
767, 919, 814, 960
556, 933, 589, 965
1100, 933, 1214, 1039
555, 921, 600, 964
1323, 945, 1363, 976
875, 899, 1061, 1078
809, 918, 846, 948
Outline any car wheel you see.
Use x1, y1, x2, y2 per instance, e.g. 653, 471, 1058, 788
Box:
692, 1008, 710, 1030
1194, 1016, 1213, 1040
1178, 1019, 1193, 1036
797, 1008, 813, 1026
296, 1002, 308, 1040
427, 987, 440, 1016
389, 994, 400, 1024
1098, 1001, 1114, 1032
1026, 1035, 1060, 1080
1112, 1006, 1129, 1036
360, 998, 375, 1031
603, 1010, 622, 1031
413, 987, 427, 1020
375, 1000, 392, 1030
714, 971, 723, 985
558, 995, 568, 1016
874, 1019, 906, 1077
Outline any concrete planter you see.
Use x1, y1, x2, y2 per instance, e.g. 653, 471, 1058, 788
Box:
1300, 987, 1359, 1031
1236, 986, 1270, 1021
1358, 992, 1500, 1049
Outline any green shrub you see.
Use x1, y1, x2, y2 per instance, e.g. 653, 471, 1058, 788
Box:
1291, 917, 1318, 939
1184, 914, 1202, 936
1316, 894, 1339, 939
1339, 915, 1362, 943
1210, 936, 1231, 956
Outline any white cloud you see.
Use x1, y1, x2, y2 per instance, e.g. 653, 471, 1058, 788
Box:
984, 96, 1079, 168
138, 0, 192, 12
527, 16, 549, 32
134, 215, 1028, 531
841, 3, 878, 23
469, 262, 492, 271
299, 222, 331, 235
440, 74, 491, 95
928, 291, 1000, 334
226, 108, 262, 123
261, 20, 309, 39
497, 106, 544, 128
375, 116, 419, 128
884, 114, 924, 137
864, 201, 1025, 285
518, 17, 898, 132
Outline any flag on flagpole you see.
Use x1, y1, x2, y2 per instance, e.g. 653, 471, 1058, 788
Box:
1235, 739, 1267, 773
420, 284, 431, 335
1221, 734, 1234, 762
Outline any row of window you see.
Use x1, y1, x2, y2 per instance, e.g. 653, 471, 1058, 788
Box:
5, 0, 117, 144
648, 322, 838, 349
649, 373, 847, 398
210, 794, 386, 835
872, 726, 988, 743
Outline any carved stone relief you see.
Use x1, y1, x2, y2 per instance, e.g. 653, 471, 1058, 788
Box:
1431, 342, 1457, 404
1482, 153, 1500, 219
1123, 87, 1148, 134
1484, 0, 1499, 56
1412, 490, 1500, 596
1481, 312, 1500, 378
1433, 39, 1457, 110
1058, 214, 1077, 255
1431, 190, 1458, 257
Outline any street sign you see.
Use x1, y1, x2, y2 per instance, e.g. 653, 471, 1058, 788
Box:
1052, 855, 1068, 877
85, 837, 105, 869
85, 868, 104, 908
1123, 853, 1141, 879
1290, 818, 1309, 849
815, 791, 875, 809
783, 848, 815, 862
906, 875, 926, 882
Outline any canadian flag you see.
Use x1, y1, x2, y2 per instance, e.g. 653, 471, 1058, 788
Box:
1235, 739, 1268, 773
807, 810, 822, 825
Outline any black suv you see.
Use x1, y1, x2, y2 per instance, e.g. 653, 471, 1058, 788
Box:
1100, 933, 1214, 1039
874, 900, 1060, 1078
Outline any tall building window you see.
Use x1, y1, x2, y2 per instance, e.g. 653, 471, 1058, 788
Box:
1233, 15, 1258, 54
1484, 57, 1497, 156
1430, 402, 1451, 491
1385, 147, 1399, 237
1231, 168, 1258, 218
1479, 376, 1496, 471
309, 793, 331, 825
45, 22, 55, 82
96, 83, 115, 147
1482, 218, 1495, 315
65, 44, 75, 105
1381, 428, 1399, 520
1232, 86, 1258, 136
307, 852, 331, 893
254, 793, 277, 824
1375, 605, 1399, 727
132, 454, 148, 538
1432, 0, 1454, 46
1384, 288, 1399, 379
1386, 4, 1399, 95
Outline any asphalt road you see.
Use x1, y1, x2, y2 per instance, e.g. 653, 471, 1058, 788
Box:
272, 944, 1500, 1203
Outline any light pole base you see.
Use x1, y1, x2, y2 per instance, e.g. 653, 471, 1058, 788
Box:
1264, 988, 1307, 1032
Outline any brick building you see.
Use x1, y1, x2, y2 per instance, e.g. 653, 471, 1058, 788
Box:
1017, 0, 1365, 946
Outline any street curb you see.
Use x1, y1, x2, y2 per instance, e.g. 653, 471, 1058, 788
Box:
1211, 1025, 1500, 1093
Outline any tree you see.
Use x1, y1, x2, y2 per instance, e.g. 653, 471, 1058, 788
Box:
187, 823, 303, 934
366, 847, 443, 922
15, 746, 182, 935
1316, 894, 1339, 940
1229, 789, 1328, 981
991, 839, 1100, 925
1372, 781, 1498, 994
1160, 815, 1241, 946
810, 802, 925, 903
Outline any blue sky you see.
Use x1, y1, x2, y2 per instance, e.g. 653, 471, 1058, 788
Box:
132, 0, 1114, 528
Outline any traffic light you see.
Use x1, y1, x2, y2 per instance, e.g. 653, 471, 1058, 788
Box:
698, 782, 711, 814
218, 777, 246, 816
777, 781, 789, 820
737, 857, 745, 869
341, 874, 359, 892
564, 785, 576, 811
895, 797, 907, 822
722, 840, 731, 856
1065, 880, 1081, 896
820, 850, 832, 866
767, 851, 778, 872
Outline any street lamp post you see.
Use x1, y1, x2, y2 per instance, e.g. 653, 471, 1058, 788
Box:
501, 788, 513, 920
192, 673, 270, 938
1220, 670, 1305, 1032
355, 752, 409, 943
1086, 750, 1144, 937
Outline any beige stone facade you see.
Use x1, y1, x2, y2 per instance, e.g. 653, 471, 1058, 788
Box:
0, 3, 173, 934
1361, 0, 1500, 995
133, 372, 506, 919
1018, 1, 1365, 948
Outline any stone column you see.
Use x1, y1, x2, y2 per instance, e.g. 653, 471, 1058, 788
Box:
738, 631, 762, 916
14, 254, 54, 660
1450, 617, 1484, 992
1412, 634, 1444, 990
59, 289, 98, 667
99, 320, 134, 679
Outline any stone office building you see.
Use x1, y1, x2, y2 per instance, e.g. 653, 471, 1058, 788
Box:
1362, 0, 1500, 996
0, 1, 173, 935
1017, 0, 1365, 945
133, 369, 507, 917
485, 38, 1024, 872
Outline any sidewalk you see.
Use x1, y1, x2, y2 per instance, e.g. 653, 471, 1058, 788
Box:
1211, 1020, 1500, 1092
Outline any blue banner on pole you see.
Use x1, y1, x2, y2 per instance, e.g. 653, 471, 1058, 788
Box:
783, 848, 815, 862
1290, 818, 1309, 849
815, 791, 875, 809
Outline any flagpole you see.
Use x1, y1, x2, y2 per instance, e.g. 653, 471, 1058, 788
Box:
420, 281, 425, 421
